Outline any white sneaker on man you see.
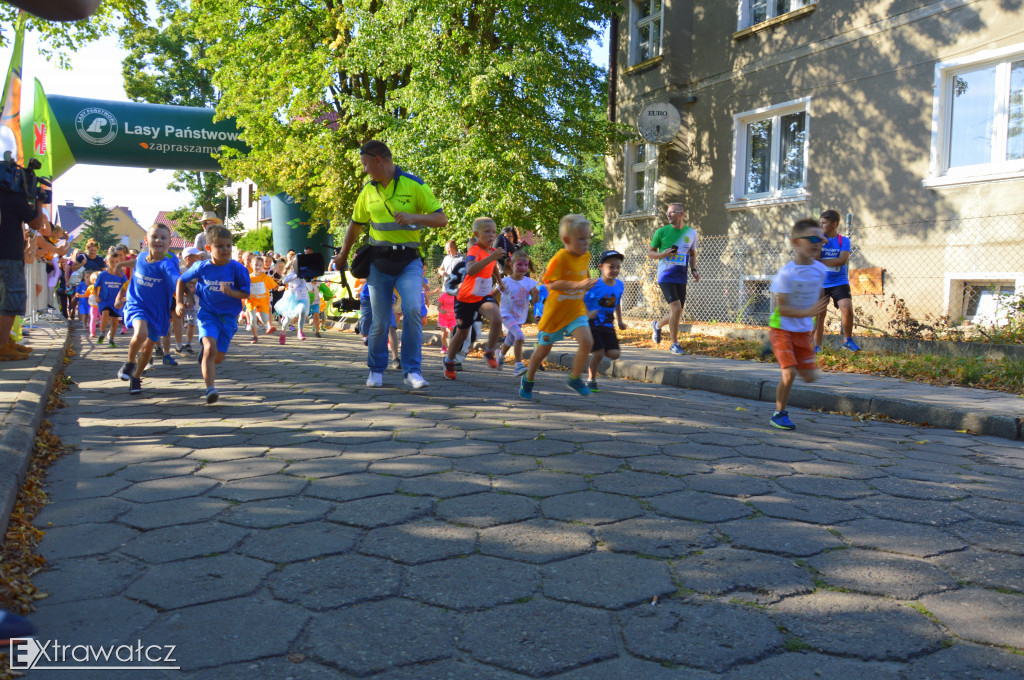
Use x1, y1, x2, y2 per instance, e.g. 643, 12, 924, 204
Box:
366, 371, 383, 387
404, 371, 429, 389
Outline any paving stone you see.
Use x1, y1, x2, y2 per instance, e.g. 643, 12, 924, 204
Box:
421, 440, 501, 458
183, 657, 343, 680
269, 554, 401, 610
954, 496, 1024, 526
619, 600, 783, 672
661, 442, 740, 460
901, 642, 1024, 680
32, 554, 142, 605
809, 548, 958, 599
715, 459, 797, 478
956, 477, 1023, 503
480, 519, 594, 563
718, 518, 843, 557
369, 454, 453, 477
116, 459, 202, 482
647, 491, 753, 522
688, 432, 754, 447
920, 589, 1024, 648
118, 496, 230, 530
267, 441, 350, 460
44, 475, 132, 500
932, 547, 1024, 593
771, 591, 946, 660
598, 518, 716, 558
869, 476, 967, 501
198, 458, 287, 481
791, 460, 886, 479
328, 494, 434, 528
400, 471, 492, 498
685, 473, 774, 497
189, 446, 270, 462
775, 474, 875, 500
854, 496, 972, 526
542, 552, 675, 609
143, 597, 309, 671
721, 653, 901, 680
749, 493, 863, 525
359, 520, 477, 564
581, 439, 659, 457
740, 444, 816, 463
589, 471, 687, 497
39, 522, 139, 560
550, 656, 717, 680
34, 496, 133, 527
626, 455, 712, 477
454, 453, 538, 476
950, 519, 1024, 555
436, 493, 539, 527
467, 428, 537, 443
368, 659, 524, 680
119, 522, 249, 564
492, 470, 588, 497
672, 546, 814, 600
300, 599, 457, 675
459, 599, 616, 676
304, 472, 400, 502
43, 451, 127, 482
117, 475, 220, 503
541, 491, 643, 525
126, 554, 274, 609
239, 521, 361, 563
393, 426, 466, 443
404, 555, 539, 610
541, 453, 625, 475
502, 438, 579, 457
835, 518, 966, 557
219, 496, 333, 528
206, 474, 309, 502
31, 596, 157, 648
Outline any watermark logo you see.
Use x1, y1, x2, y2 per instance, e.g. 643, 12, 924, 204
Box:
75, 107, 118, 146
10, 638, 179, 671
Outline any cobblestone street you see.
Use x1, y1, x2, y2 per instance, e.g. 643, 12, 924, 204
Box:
25, 331, 1024, 678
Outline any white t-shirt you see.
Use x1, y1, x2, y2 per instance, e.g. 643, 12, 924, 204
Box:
769, 260, 827, 333
500, 276, 538, 324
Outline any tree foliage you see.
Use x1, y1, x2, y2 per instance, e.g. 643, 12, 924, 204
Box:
189, 0, 622, 245
77, 195, 118, 250
234, 226, 274, 253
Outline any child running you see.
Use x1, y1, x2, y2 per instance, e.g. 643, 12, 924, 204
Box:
584, 250, 627, 392
84, 272, 100, 340
246, 256, 278, 343
176, 226, 251, 403
275, 254, 311, 344
443, 217, 505, 380
767, 218, 829, 430
436, 276, 456, 356
497, 250, 538, 376
95, 248, 127, 347
116, 224, 181, 394
519, 214, 596, 400
74, 273, 91, 334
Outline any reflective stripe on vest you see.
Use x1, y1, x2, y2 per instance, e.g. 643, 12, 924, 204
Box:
368, 221, 421, 248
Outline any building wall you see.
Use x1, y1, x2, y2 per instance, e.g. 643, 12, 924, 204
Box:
109, 207, 148, 250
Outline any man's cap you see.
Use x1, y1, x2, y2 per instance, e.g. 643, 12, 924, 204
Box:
183, 246, 202, 257
599, 249, 624, 264
200, 211, 223, 225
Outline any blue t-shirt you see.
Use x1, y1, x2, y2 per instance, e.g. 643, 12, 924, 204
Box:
124, 253, 180, 329
533, 285, 548, 319
75, 280, 90, 311
179, 260, 251, 317
96, 271, 126, 310
821, 234, 851, 287
584, 278, 625, 328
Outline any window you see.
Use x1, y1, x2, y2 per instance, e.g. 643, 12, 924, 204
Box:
624, 141, 657, 214
258, 195, 272, 222
929, 45, 1024, 184
963, 282, 1015, 323
630, 0, 663, 65
730, 98, 810, 206
739, 0, 813, 29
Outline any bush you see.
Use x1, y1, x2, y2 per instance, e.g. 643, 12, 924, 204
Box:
234, 226, 274, 253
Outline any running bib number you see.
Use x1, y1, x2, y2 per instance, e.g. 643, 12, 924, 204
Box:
250, 282, 266, 296
472, 276, 493, 297
664, 251, 688, 266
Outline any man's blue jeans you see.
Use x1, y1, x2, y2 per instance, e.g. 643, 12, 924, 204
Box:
367, 257, 423, 375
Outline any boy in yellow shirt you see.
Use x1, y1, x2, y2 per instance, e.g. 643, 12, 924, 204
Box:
519, 214, 597, 399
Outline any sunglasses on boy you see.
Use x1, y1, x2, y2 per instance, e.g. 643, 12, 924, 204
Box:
797, 235, 825, 244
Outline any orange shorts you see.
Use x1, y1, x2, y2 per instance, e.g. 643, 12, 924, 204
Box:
246, 299, 270, 314
769, 328, 817, 370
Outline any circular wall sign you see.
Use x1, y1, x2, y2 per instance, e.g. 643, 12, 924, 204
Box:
637, 101, 682, 145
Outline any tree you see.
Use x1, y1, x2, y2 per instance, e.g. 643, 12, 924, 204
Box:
77, 195, 119, 250
234, 226, 274, 253
188, 0, 624, 245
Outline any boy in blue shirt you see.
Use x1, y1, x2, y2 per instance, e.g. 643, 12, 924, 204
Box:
584, 250, 627, 392
176, 226, 251, 403
813, 210, 859, 352
95, 249, 127, 347
116, 224, 180, 395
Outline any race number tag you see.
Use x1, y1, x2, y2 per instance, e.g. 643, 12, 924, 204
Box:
472, 276, 493, 297
665, 251, 688, 266
250, 281, 266, 297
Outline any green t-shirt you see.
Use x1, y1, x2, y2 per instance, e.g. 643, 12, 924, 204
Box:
650, 224, 698, 284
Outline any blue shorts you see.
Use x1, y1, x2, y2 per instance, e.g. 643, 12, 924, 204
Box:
197, 310, 238, 353
536, 315, 590, 346
77, 298, 90, 316
125, 309, 168, 344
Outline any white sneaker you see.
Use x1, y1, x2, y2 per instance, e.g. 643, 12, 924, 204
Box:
403, 371, 429, 389
514, 362, 527, 376
366, 371, 383, 387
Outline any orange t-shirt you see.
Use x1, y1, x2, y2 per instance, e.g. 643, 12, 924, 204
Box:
537, 249, 590, 333
246, 273, 276, 311
457, 244, 497, 303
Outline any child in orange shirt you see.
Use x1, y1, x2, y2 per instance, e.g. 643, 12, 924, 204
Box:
246, 257, 278, 343
519, 214, 597, 399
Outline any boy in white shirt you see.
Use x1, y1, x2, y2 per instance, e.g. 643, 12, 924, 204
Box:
768, 219, 829, 431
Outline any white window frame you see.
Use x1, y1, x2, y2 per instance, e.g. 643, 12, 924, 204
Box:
727, 97, 811, 210
629, 0, 664, 66
926, 43, 1024, 188
944, 273, 1024, 323
737, 0, 814, 30
623, 141, 658, 216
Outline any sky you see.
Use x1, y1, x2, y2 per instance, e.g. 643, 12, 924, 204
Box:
0, 20, 610, 230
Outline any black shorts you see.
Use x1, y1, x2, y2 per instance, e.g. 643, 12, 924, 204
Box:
100, 305, 123, 319
454, 295, 495, 329
822, 284, 852, 306
659, 282, 688, 305
590, 324, 620, 352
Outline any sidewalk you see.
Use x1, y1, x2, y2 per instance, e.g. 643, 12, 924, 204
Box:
423, 331, 1024, 442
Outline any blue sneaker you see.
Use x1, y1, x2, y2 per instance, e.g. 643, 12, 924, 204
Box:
669, 343, 685, 355
566, 376, 591, 396
205, 386, 219, 404
651, 321, 662, 344
842, 338, 861, 352
0, 609, 36, 641
162, 353, 178, 366
770, 411, 796, 430
519, 377, 534, 400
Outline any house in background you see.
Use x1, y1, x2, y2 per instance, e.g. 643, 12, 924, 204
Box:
58, 201, 147, 250
226, 179, 272, 233
606, 1, 1024, 327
